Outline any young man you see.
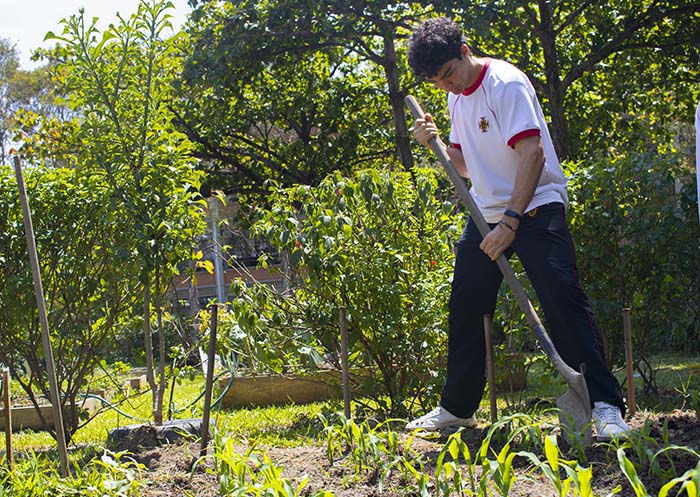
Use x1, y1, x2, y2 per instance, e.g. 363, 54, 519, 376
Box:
406, 17, 630, 440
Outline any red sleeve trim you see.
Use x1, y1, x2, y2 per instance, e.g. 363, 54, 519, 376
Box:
508, 129, 540, 148
450, 143, 462, 150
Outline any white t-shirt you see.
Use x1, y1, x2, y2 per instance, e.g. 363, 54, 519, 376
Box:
448, 58, 568, 223
696, 100, 700, 224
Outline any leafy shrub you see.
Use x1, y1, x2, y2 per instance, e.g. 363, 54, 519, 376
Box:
0, 165, 134, 438
225, 168, 462, 415
567, 153, 700, 390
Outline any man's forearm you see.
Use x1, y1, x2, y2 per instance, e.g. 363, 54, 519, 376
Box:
445, 144, 469, 179
508, 137, 544, 216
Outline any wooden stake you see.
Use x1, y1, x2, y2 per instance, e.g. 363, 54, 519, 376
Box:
483, 315, 498, 423
13, 155, 69, 476
200, 304, 218, 458
622, 308, 636, 417
339, 306, 351, 419
3, 369, 13, 470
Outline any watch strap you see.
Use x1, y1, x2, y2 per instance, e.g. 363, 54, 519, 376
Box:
504, 209, 523, 222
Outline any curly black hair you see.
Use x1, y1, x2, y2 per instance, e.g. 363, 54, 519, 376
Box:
407, 17, 466, 78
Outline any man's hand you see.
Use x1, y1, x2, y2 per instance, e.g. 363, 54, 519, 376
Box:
413, 111, 470, 179
413, 113, 440, 147
479, 219, 518, 261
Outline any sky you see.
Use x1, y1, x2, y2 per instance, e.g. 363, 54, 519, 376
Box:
0, 0, 193, 70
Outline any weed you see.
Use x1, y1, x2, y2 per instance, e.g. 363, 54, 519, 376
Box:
0, 450, 144, 496
675, 376, 700, 414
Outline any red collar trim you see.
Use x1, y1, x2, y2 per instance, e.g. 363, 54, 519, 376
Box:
462, 59, 490, 96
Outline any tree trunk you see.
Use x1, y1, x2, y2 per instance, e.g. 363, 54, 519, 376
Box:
546, 86, 571, 160
187, 259, 200, 353
536, 0, 572, 160
381, 25, 414, 172
155, 291, 166, 426
143, 283, 161, 424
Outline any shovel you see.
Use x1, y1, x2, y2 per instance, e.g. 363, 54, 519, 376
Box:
405, 95, 592, 445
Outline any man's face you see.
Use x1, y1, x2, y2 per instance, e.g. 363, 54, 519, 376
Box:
427, 45, 471, 95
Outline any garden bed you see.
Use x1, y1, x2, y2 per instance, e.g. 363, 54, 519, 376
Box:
218, 369, 371, 408
0, 397, 100, 432
132, 409, 700, 497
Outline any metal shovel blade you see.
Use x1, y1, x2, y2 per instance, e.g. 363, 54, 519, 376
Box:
556, 374, 592, 445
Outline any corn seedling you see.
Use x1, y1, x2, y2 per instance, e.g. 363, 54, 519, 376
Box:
318, 413, 344, 464
205, 435, 335, 496
319, 413, 405, 486
647, 432, 681, 481
435, 429, 477, 496
562, 463, 595, 497
654, 446, 700, 497
400, 454, 431, 497
617, 448, 651, 497
614, 420, 664, 478
557, 408, 591, 463
373, 420, 408, 490
482, 412, 547, 455
483, 443, 518, 497
476, 414, 552, 497
209, 437, 258, 493
517, 435, 574, 497
658, 459, 700, 497
92, 450, 146, 496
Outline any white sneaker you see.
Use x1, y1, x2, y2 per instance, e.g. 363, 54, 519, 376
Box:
592, 402, 630, 441
405, 406, 477, 431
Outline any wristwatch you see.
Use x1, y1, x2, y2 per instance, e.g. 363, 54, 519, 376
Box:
504, 209, 523, 222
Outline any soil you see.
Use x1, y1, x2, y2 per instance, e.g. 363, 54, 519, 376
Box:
130, 410, 699, 497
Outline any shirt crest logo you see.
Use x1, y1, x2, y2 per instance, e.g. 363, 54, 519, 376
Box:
478, 116, 489, 133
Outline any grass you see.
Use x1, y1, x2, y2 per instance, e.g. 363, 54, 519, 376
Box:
1, 353, 698, 497
6, 372, 337, 452
494, 352, 700, 409
5, 352, 699, 454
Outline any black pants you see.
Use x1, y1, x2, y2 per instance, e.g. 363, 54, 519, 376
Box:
440, 202, 625, 418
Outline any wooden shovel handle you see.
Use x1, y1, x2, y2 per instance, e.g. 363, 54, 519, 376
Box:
404, 95, 580, 383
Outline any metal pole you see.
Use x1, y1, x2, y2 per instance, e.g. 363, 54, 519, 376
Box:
483, 315, 498, 423
622, 308, 636, 417
199, 200, 225, 377
3, 369, 13, 470
12, 155, 69, 476
211, 201, 226, 304
339, 306, 351, 419
200, 304, 218, 458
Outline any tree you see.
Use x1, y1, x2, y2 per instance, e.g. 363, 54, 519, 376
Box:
177, 0, 434, 196
0, 38, 70, 166
175, 43, 392, 197
45, 0, 207, 424
0, 166, 133, 439
0, 38, 20, 163
450, 0, 700, 159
